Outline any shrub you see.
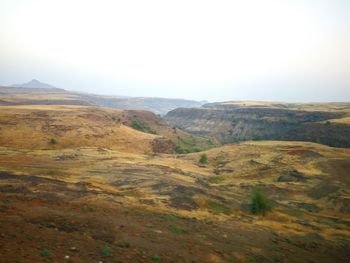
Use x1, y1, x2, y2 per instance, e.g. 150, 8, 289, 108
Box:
152, 253, 161, 261
199, 154, 208, 164
40, 249, 51, 258
131, 120, 156, 134
206, 139, 214, 146
250, 187, 272, 215
175, 145, 185, 154
101, 246, 112, 257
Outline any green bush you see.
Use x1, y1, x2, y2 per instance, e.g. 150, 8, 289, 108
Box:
101, 246, 112, 257
175, 145, 185, 154
152, 253, 161, 261
250, 187, 272, 215
131, 120, 156, 134
199, 154, 208, 164
40, 249, 51, 258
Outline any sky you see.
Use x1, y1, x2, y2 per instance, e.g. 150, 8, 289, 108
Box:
0, 0, 349, 102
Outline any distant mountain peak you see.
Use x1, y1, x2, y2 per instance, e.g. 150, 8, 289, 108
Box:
12, 79, 60, 89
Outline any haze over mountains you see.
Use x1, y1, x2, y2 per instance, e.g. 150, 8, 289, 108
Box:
12, 79, 62, 90
1, 1, 349, 102
1, 80, 204, 115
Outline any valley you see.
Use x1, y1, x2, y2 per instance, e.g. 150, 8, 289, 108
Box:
2, 0, 349, 262
0, 88, 349, 262
165, 101, 350, 148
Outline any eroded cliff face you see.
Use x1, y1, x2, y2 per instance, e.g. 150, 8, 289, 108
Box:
284, 122, 350, 148
164, 108, 231, 137
164, 106, 350, 147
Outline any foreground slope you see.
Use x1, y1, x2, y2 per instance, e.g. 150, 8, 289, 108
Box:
0, 140, 349, 262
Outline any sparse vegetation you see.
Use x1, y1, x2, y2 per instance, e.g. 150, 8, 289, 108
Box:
26, 234, 34, 241
272, 252, 285, 263
164, 213, 180, 221
205, 201, 230, 215
169, 225, 185, 234
175, 135, 211, 153
174, 144, 201, 154
208, 175, 224, 184
246, 254, 261, 263
82, 204, 96, 212
82, 204, 89, 212
174, 145, 185, 154
250, 187, 272, 215
131, 119, 156, 134
198, 153, 208, 164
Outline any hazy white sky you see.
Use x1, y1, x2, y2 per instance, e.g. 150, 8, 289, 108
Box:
0, 0, 349, 101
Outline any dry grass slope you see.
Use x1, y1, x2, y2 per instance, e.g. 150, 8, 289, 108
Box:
0, 102, 350, 262
0, 105, 159, 154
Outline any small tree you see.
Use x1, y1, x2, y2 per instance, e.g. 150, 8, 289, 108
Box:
199, 153, 208, 164
250, 187, 272, 215
175, 145, 184, 154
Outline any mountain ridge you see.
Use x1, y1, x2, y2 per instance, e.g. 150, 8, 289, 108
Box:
12, 79, 63, 90
4, 80, 203, 114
